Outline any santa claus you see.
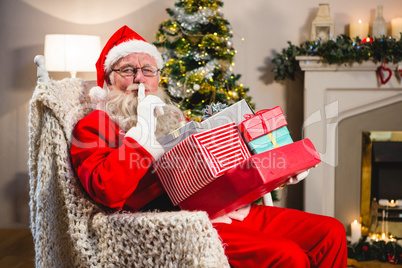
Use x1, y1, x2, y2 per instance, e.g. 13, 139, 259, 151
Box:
71, 25, 347, 267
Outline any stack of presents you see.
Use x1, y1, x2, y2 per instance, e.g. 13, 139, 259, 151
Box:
154, 100, 321, 219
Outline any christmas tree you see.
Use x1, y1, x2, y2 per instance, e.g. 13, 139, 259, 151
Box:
154, 0, 253, 121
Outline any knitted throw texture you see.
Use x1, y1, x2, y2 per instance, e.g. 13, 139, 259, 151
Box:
28, 78, 229, 267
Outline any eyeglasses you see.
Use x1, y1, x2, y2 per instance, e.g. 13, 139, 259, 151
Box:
111, 66, 159, 77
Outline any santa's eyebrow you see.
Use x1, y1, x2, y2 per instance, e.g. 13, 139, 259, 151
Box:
118, 64, 135, 68
118, 63, 155, 68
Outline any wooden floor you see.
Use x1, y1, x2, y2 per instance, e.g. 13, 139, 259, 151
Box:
1, 228, 401, 268
0, 229, 34, 268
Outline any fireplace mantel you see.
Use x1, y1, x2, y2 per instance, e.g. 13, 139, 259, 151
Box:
297, 56, 402, 217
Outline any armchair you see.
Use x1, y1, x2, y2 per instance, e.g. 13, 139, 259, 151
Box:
28, 55, 229, 267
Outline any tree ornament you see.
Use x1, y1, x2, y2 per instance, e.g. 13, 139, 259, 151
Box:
193, 84, 200, 91
201, 102, 228, 120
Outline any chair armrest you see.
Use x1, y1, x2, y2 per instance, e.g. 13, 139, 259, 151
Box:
92, 210, 230, 267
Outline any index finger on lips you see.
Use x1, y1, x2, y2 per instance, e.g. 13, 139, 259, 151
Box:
138, 83, 146, 102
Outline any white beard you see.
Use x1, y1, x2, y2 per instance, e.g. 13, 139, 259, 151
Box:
104, 85, 185, 139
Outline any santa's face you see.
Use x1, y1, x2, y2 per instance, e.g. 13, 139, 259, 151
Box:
110, 53, 159, 95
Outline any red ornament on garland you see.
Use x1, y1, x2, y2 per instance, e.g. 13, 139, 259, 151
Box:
361, 37, 373, 43
387, 253, 397, 264
377, 60, 392, 85
362, 245, 368, 252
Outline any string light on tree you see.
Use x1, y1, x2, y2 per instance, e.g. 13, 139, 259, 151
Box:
154, 0, 253, 121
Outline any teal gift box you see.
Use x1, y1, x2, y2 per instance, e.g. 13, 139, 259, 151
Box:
248, 126, 293, 154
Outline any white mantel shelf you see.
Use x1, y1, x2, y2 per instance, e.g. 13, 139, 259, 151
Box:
297, 56, 402, 217
297, 56, 401, 72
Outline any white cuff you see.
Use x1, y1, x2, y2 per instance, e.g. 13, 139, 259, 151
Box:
125, 127, 165, 161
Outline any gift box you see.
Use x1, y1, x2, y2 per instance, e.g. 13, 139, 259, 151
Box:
157, 121, 206, 152
238, 106, 288, 143
158, 99, 254, 152
201, 99, 254, 129
154, 122, 251, 206
179, 138, 321, 219
248, 126, 293, 154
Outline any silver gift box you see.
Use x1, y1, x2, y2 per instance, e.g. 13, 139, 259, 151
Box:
200, 99, 254, 129
158, 99, 254, 152
157, 121, 206, 152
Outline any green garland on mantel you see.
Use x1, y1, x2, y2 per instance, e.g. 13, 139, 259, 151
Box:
272, 34, 402, 81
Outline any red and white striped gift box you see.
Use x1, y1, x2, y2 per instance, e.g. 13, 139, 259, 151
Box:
154, 122, 251, 206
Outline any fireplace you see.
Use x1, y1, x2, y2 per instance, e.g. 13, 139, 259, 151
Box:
297, 56, 402, 231
361, 131, 402, 238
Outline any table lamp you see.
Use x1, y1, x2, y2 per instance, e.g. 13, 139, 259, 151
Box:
44, 34, 101, 78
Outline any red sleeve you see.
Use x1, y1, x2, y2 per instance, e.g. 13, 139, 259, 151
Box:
70, 110, 155, 209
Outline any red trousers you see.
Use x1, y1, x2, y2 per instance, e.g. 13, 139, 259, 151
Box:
214, 204, 347, 268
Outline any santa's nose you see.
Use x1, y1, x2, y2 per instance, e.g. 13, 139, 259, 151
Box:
133, 69, 146, 83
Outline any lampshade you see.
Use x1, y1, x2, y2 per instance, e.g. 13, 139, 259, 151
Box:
44, 34, 101, 77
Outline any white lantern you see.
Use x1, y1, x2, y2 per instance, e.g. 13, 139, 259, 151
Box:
311, 3, 335, 42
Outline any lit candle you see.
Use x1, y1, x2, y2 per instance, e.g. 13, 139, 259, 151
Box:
385, 210, 389, 236
371, 234, 377, 241
381, 232, 390, 242
350, 19, 369, 40
351, 220, 361, 244
391, 17, 402, 40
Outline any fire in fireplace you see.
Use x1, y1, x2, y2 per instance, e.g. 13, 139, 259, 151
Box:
361, 131, 402, 239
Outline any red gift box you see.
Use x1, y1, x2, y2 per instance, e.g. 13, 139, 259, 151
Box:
238, 106, 287, 143
179, 138, 321, 219
154, 122, 251, 206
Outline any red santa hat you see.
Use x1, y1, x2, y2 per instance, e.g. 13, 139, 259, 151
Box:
90, 25, 163, 106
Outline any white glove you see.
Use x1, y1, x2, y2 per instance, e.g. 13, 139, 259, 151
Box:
137, 84, 165, 134
125, 84, 165, 160
287, 169, 310, 185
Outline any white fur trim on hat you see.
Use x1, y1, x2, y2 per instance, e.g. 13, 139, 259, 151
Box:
104, 40, 163, 72
89, 86, 108, 111
89, 86, 107, 103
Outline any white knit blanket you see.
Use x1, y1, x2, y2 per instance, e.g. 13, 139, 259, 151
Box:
28, 78, 229, 267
